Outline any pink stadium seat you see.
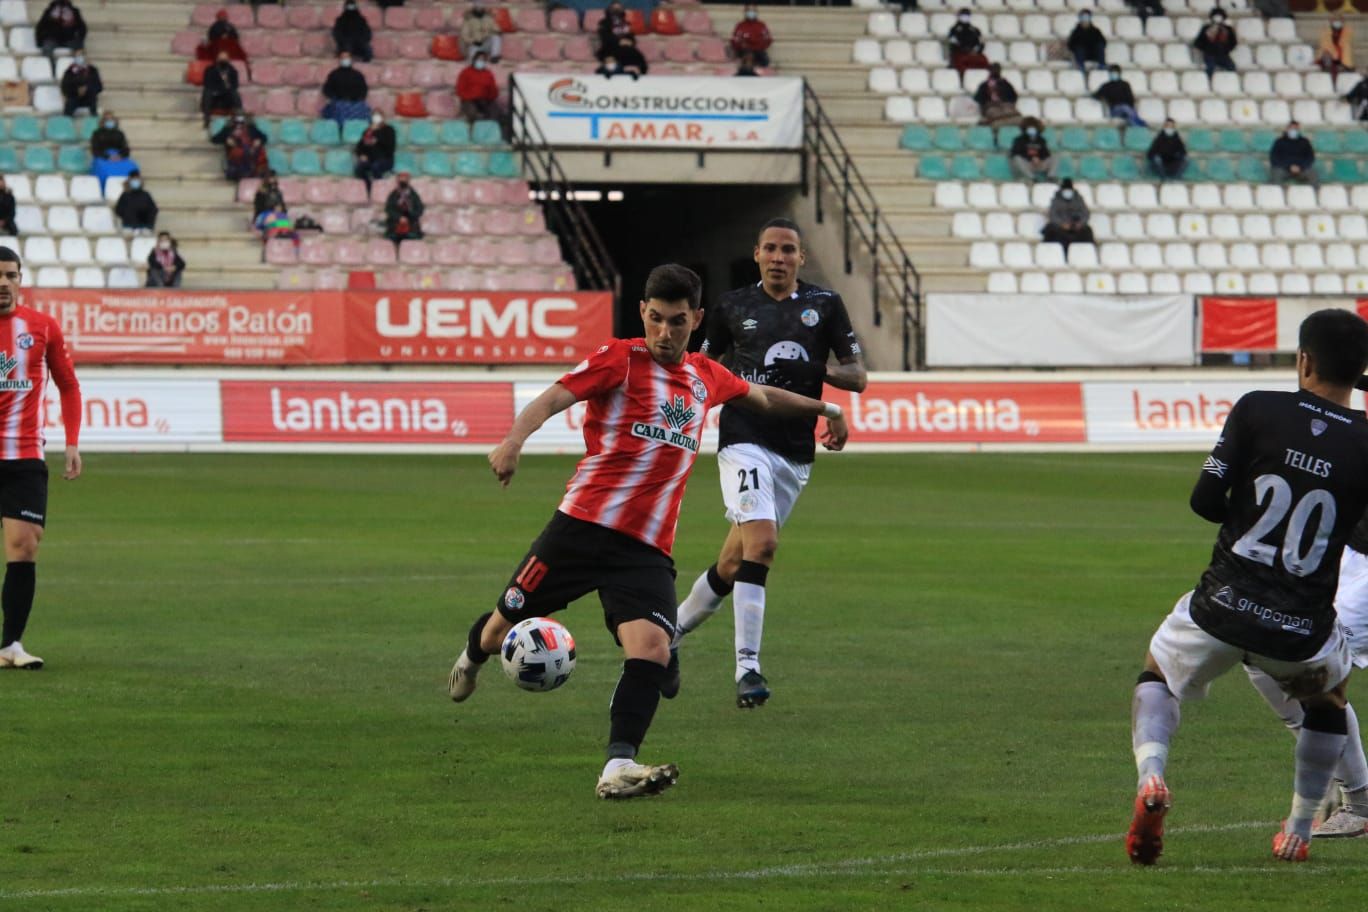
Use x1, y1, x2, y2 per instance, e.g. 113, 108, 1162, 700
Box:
549, 8, 579, 33
265, 89, 299, 116
238, 86, 266, 110
498, 239, 534, 267
532, 237, 561, 265
435, 181, 470, 206
384, 6, 417, 29
319, 208, 351, 234
664, 39, 696, 63
443, 268, 479, 289
434, 239, 468, 265
286, 5, 322, 29
354, 62, 380, 84
227, 6, 255, 28
466, 238, 498, 265
376, 268, 411, 290
249, 60, 284, 86
412, 61, 446, 88
371, 34, 400, 58
583, 9, 605, 32
425, 90, 459, 118
410, 177, 438, 199
361, 6, 384, 29
563, 35, 595, 61
350, 208, 377, 232
370, 178, 396, 202
299, 237, 333, 266
302, 32, 333, 57
367, 239, 399, 266
271, 32, 305, 58
305, 179, 340, 206
298, 91, 328, 116
277, 178, 306, 204
636, 36, 665, 61
191, 5, 219, 27
500, 35, 530, 61
398, 34, 431, 59
283, 61, 318, 86
450, 207, 483, 235
506, 269, 548, 290
470, 180, 503, 206
478, 271, 505, 292
276, 268, 315, 290
265, 238, 298, 265
518, 208, 546, 235
337, 180, 370, 206
695, 37, 728, 62
529, 35, 563, 61
514, 8, 547, 31
334, 238, 367, 263
399, 240, 431, 265
379, 62, 412, 88
315, 269, 349, 290
256, 5, 287, 29
501, 181, 531, 206
548, 268, 576, 291
484, 209, 519, 235
171, 31, 200, 57
415, 7, 448, 31
241, 32, 273, 56
237, 179, 261, 204
414, 270, 445, 290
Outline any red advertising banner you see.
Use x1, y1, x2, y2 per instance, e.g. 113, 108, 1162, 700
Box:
220, 380, 514, 444
823, 381, 1087, 444
1198, 297, 1278, 352
343, 291, 614, 364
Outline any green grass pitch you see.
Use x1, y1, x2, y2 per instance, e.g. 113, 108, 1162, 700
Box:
2, 452, 1364, 910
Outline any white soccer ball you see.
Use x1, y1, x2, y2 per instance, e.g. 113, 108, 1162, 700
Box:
500, 617, 577, 692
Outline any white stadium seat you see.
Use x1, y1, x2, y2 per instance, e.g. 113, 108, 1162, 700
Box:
1280, 273, 1311, 294
1272, 214, 1305, 240
34, 175, 68, 204
1255, 44, 1285, 69
869, 12, 898, 37
69, 175, 103, 204
1243, 71, 1274, 98
1285, 186, 1319, 211
1117, 272, 1149, 294
1291, 99, 1323, 126
869, 67, 898, 93
916, 95, 948, 120
898, 12, 928, 37
1190, 183, 1222, 211
986, 272, 1018, 293
71, 267, 106, 289
969, 242, 1001, 269
999, 183, 1031, 210
1305, 72, 1335, 98
1035, 243, 1067, 270
966, 182, 997, 209
900, 68, 930, 94
1133, 243, 1164, 270
963, 68, 989, 94
19, 55, 53, 84
1178, 213, 1209, 239
1159, 184, 1191, 210
0, 0, 29, 25
1052, 272, 1084, 294
107, 267, 140, 288
95, 237, 130, 265
1292, 243, 1325, 271
931, 68, 961, 94
1229, 242, 1260, 269
1163, 242, 1195, 270
1287, 44, 1314, 68
1254, 185, 1285, 211
15, 206, 44, 234
927, 12, 956, 33
853, 39, 882, 64
1150, 273, 1182, 295
1067, 244, 1099, 269
952, 212, 984, 239
130, 236, 156, 262
7, 26, 36, 54
885, 39, 914, 66
1127, 184, 1159, 211
1002, 242, 1033, 269
104, 177, 128, 201
1312, 274, 1345, 295
1019, 272, 1051, 294
934, 182, 966, 209
1099, 242, 1131, 269
1022, 14, 1052, 38
1326, 243, 1357, 270
58, 236, 93, 264
1249, 273, 1280, 295
1235, 17, 1266, 44
914, 40, 946, 66
35, 266, 70, 287
1195, 242, 1228, 270
1339, 215, 1368, 240
884, 96, 915, 122
1085, 272, 1117, 294
1214, 272, 1247, 294
991, 14, 1021, 38
1260, 242, 1292, 270
1183, 273, 1215, 294
81, 206, 115, 235
46, 205, 81, 235
1305, 214, 1335, 239
1351, 275, 1368, 295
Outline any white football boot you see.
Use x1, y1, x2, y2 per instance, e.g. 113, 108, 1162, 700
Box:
595, 760, 679, 799
447, 648, 482, 702
1314, 807, 1368, 839
0, 641, 44, 670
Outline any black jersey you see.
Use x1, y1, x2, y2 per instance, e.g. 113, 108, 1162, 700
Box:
702, 280, 861, 464
1350, 509, 1368, 556
1188, 390, 1368, 661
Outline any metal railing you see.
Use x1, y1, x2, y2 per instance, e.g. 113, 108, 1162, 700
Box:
508, 77, 622, 304
801, 82, 923, 370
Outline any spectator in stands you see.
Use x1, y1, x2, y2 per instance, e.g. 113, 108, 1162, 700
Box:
198, 10, 247, 65
1252, 0, 1292, 19
1094, 65, 1146, 127
1009, 118, 1055, 181
253, 171, 285, 217
736, 52, 759, 77
90, 147, 139, 193
146, 232, 185, 288
1124, 0, 1164, 26
211, 111, 269, 181
596, 2, 633, 62
460, 3, 503, 64
595, 55, 633, 79
1317, 18, 1354, 80
60, 48, 101, 117
0, 177, 16, 237
201, 53, 243, 128
1269, 120, 1319, 186
208, 9, 237, 45
114, 171, 158, 234
333, 1, 374, 63
1041, 179, 1094, 253
90, 113, 130, 160
973, 63, 1021, 127
1193, 9, 1237, 78
354, 112, 396, 191
1147, 118, 1188, 179
35, 0, 87, 65
254, 205, 297, 244
946, 9, 987, 75
322, 52, 372, 128
457, 52, 500, 123
1348, 68, 1368, 122
1066, 10, 1107, 72
730, 5, 772, 69
384, 172, 425, 243
614, 36, 649, 77
377, 0, 406, 8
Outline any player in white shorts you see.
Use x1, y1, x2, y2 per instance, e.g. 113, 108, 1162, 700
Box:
671, 218, 865, 708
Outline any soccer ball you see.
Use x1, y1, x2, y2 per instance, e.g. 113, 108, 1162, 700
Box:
501, 617, 577, 692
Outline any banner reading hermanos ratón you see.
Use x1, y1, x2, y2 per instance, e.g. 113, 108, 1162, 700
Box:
513, 74, 804, 149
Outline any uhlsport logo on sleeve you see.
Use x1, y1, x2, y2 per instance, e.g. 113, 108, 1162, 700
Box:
0, 351, 32, 392
631, 395, 699, 452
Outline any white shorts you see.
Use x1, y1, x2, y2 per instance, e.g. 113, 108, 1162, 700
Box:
717, 443, 811, 527
1149, 591, 1352, 702
1335, 547, 1368, 668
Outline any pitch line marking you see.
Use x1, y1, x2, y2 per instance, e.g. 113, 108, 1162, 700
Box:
0, 820, 1308, 902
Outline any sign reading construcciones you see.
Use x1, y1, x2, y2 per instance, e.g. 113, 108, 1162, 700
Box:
513, 74, 804, 149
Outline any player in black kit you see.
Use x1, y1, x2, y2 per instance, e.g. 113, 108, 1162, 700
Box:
1127, 309, 1368, 865
671, 218, 866, 708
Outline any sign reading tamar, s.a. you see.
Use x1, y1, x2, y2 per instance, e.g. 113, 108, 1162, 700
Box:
513, 74, 804, 149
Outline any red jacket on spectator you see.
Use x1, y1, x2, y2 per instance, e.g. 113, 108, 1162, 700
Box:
731, 19, 772, 55
457, 65, 498, 103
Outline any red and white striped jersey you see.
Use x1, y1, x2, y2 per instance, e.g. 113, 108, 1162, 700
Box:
556, 338, 750, 556
0, 305, 81, 460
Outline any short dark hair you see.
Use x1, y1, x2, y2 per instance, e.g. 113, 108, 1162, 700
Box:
0, 246, 20, 269
1299, 309, 1368, 387
643, 263, 702, 310
757, 217, 801, 243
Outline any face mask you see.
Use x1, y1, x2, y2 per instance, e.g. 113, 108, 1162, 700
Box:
1213, 15, 1224, 23
74, 56, 85, 65
103, 120, 114, 128
371, 115, 383, 125
474, 59, 487, 70
958, 14, 970, 22
1061, 189, 1075, 200
1110, 72, 1120, 81
1080, 15, 1091, 23
340, 59, 352, 68
1026, 127, 1038, 137
1332, 20, 1343, 29
1163, 128, 1175, 136
158, 241, 171, 250
234, 116, 245, 124
129, 179, 141, 189
603, 59, 616, 68
1287, 129, 1300, 139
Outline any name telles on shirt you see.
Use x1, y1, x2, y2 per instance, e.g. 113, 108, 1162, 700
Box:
1285, 447, 1332, 478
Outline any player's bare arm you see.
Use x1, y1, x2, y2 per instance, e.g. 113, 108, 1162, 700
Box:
488, 383, 577, 487
824, 355, 868, 393
736, 384, 849, 450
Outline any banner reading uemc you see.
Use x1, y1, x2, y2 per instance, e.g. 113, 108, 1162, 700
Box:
513, 74, 804, 149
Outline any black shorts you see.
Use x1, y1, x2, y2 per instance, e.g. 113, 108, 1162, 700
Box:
496, 511, 678, 640
0, 459, 48, 528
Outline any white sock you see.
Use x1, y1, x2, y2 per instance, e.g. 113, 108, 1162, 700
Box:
602, 757, 634, 776
1338, 703, 1368, 794
734, 580, 765, 681
1290, 726, 1347, 840
674, 567, 729, 647
1132, 680, 1180, 788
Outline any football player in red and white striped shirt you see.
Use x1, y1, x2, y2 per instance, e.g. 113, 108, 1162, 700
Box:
447, 264, 849, 799
0, 246, 82, 670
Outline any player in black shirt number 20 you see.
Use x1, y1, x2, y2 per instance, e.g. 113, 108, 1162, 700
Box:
670, 218, 866, 709
1127, 309, 1368, 866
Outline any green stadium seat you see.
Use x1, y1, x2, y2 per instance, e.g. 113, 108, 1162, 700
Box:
1204, 157, 1236, 182
1249, 129, 1277, 152
1053, 155, 1076, 179
931, 125, 962, 151
1217, 129, 1246, 153
252, 118, 278, 144
278, 118, 309, 145
1092, 127, 1121, 152
1185, 129, 1215, 153
439, 120, 472, 146
1076, 155, 1107, 181
983, 155, 1013, 181
1329, 158, 1363, 183
0, 119, 7, 142
309, 120, 342, 145
23, 146, 56, 173
1124, 128, 1152, 152
0, 147, 18, 173
341, 119, 367, 144
77, 117, 98, 141
208, 116, 229, 136
900, 125, 932, 151
1342, 131, 1368, 156
323, 148, 353, 176
1236, 157, 1266, 183
1110, 155, 1140, 181
1180, 159, 1205, 181
964, 126, 996, 152
419, 150, 453, 177
57, 146, 89, 173
1311, 131, 1343, 155
917, 155, 949, 180
488, 150, 519, 178
471, 120, 503, 146
1041, 127, 1058, 146
454, 151, 488, 177
407, 120, 440, 147
290, 148, 323, 175
1060, 127, 1090, 152
10, 115, 42, 143
267, 147, 290, 174
949, 154, 981, 180
393, 150, 419, 174
389, 121, 409, 145
45, 116, 77, 142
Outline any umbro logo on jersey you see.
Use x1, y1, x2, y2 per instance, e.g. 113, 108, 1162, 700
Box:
660, 395, 696, 430
741, 319, 758, 331
1311, 419, 1327, 437
1202, 455, 1228, 478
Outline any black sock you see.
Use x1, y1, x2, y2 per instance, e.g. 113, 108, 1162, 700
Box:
705, 563, 733, 598
1, 561, 36, 648
607, 658, 672, 759
466, 611, 494, 664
